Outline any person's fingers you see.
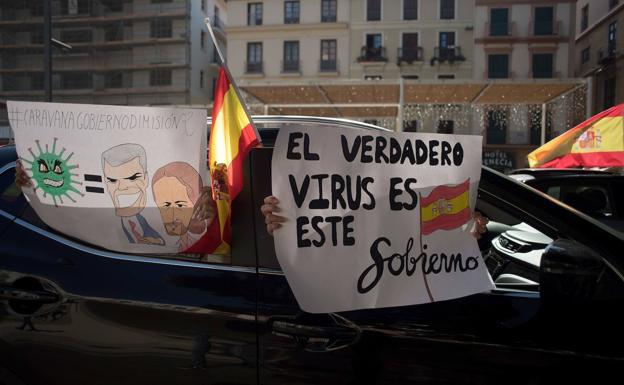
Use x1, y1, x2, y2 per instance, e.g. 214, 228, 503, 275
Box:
264, 213, 286, 225
260, 203, 280, 216
263, 196, 279, 205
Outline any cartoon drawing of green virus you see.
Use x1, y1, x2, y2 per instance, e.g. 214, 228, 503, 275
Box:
22, 138, 83, 207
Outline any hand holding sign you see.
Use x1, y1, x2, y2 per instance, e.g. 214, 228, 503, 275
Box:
271, 125, 494, 313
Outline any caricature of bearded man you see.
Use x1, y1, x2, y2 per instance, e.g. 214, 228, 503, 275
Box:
102, 144, 165, 245
151, 162, 214, 252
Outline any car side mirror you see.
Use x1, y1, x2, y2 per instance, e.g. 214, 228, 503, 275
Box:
540, 239, 604, 304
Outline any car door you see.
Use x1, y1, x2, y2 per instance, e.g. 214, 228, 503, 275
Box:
251, 145, 624, 385
0, 160, 258, 385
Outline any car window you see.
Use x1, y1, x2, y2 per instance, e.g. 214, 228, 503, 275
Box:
0, 166, 27, 217
547, 183, 613, 217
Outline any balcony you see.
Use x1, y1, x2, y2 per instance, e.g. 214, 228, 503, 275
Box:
431, 47, 465, 65
598, 44, 618, 66
245, 61, 263, 74
485, 22, 516, 37
357, 46, 387, 63
529, 20, 561, 37
397, 47, 423, 65
530, 70, 560, 79
319, 59, 338, 73
281, 60, 301, 73
484, 70, 516, 80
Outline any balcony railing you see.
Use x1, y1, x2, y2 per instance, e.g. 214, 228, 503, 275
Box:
319, 59, 338, 72
245, 61, 263, 74
484, 70, 515, 79
431, 47, 465, 65
598, 44, 618, 65
282, 60, 300, 73
397, 47, 423, 65
357, 46, 387, 62
486, 21, 516, 37
530, 20, 561, 36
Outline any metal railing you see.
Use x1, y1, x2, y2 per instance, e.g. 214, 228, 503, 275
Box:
598, 44, 618, 65
530, 70, 560, 79
397, 47, 423, 65
357, 46, 387, 62
530, 20, 561, 36
432, 47, 465, 64
281, 60, 300, 73
319, 59, 338, 72
484, 70, 515, 79
486, 21, 516, 37
245, 61, 263, 74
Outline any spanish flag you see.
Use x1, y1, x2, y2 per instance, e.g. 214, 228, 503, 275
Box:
185, 67, 260, 254
528, 103, 624, 168
420, 179, 471, 236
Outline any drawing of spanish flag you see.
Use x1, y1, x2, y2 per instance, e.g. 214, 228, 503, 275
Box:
420, 179, 471, 236
185, 66, 260, 254
528, 103, 624, 168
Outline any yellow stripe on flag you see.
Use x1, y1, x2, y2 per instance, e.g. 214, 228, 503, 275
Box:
420, 190, 469, 223
571, 117, 624, 153
210, 85, 251, 167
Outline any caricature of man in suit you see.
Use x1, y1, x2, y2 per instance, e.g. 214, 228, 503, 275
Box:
102, 144, 165, 245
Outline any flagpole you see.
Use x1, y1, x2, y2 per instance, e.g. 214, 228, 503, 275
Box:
204, 18, 263, 144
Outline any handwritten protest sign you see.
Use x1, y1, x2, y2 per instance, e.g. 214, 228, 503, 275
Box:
272, 126, 494, 313
8, 101, 208, 254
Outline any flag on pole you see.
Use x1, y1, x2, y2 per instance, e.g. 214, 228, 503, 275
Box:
528, 103, 624, 168
420, 179, 471, 236
185, 66, 260, 254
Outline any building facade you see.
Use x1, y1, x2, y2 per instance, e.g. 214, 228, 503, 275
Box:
575, 0, 623, 115
0, 0, 226, 106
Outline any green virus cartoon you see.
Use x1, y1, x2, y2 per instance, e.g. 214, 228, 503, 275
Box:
22, 138, 83, 207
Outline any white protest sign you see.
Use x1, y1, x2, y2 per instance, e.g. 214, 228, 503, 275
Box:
8, 101, 209, 254
272, 126, 494, 313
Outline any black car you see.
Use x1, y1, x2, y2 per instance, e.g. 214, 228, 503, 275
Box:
510, 168, 624, 233
1, 117, 623, 385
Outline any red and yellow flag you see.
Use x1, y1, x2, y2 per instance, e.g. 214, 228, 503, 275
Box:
186, 67, 260, 254
420, 179, 471, 236
528, 103, 624, 168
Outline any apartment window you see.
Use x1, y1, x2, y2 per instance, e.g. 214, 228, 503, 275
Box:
150, 19, 172, 38
104, 0, 124, 12
201, 0, 205, 11
321, 0, 337, 22
404, 0, 418, 20
104, 24, 123, 41
438, 31, 456, 60
150, 68, 172, 86
581, 47, 590, 64
532, 53, 554, 78
437, 120, 454, 134
490, 8, 509, 36
246, 42, 263, 73
437, 74, 455, 79
62, 0, 91, 15
31, 2, 44, 16
200, 70, 204, 88
403, 120, 419, 132
610, 0, 619, 10
104, 72, 123, 88
488, 54, 509, 79
440, 0, 455, 20
401, 33, 420, 61
284, 1, 300, 24
534, 7, 554, 35
604, 77, 616, 109
608, 21, 617, 55
60, 29, 93, 43
283, 41, 300, 72
367, 0, 381, 21
201, 30, 206, 49
248, 3, 263, 26
62, 73, 92, 89
486, 110, 507, 145
320, 39, 337, 71
581, 5, 589, 32
152, 0, 173, 3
